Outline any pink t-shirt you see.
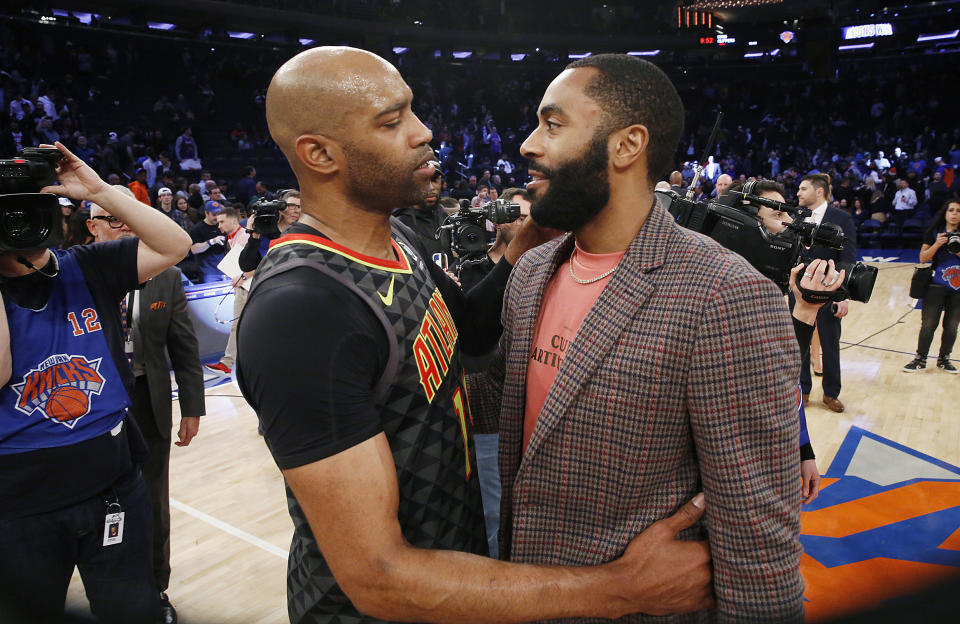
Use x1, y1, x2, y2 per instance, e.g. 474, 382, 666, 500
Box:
523, 244, 626, 451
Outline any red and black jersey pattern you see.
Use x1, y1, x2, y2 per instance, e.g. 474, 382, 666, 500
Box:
257, 226, 486, 624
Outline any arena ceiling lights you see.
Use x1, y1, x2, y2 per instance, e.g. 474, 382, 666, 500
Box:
916, 29, 959, 42
838, 42, 875, 51
627, 50, 661, 56
147, 22, 176, 31
227, 31, 257, 39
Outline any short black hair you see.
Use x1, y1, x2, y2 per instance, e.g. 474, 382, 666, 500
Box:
729, 179, 786, 198
566, 54, 684, 186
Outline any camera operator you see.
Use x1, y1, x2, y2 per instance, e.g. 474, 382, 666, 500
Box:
237, 189, 301, 274
794, 173, 857, 413
459, 188, 531, 292
730, 178, 830, 503
0, 141, 191, 623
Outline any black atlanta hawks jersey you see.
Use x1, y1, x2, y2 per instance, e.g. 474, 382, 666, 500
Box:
238, 221, 487, 624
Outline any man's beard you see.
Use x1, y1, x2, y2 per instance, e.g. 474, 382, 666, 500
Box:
342, 141, 433, 215
528, 133, 610, 232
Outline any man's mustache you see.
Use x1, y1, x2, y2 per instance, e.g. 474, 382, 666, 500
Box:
527, 161, 555, 178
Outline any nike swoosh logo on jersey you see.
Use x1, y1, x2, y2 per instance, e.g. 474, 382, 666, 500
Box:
378, 275, 395, 306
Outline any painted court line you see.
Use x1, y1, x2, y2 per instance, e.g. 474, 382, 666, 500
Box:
170, 498, 288, 560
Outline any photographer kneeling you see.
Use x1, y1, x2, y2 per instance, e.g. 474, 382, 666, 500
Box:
0, 142, 191, 623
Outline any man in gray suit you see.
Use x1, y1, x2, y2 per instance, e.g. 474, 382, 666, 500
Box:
87, 191, 205, 624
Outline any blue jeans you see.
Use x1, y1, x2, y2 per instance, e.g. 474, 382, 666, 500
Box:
0, 469, 159, 624
474, 434, 502, 559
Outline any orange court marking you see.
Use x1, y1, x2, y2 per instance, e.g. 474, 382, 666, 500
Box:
802, 481, 960, 538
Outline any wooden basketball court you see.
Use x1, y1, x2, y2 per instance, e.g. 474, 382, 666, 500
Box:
66, 261, 959, 623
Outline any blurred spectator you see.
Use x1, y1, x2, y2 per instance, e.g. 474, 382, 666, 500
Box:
35, 117, 60, 144
155, 188, 191, 231
236, 166, 257, 205
62, 207, 94, 249
175, 127, 201, 171
73, 135, 97, 167
128, 168, 151, 205
140, 149, 161, 188
0, 121, 28, 155
188, 200, 228, 283
7, 91, 34, 122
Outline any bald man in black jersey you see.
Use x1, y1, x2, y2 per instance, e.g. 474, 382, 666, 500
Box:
236, 46, 713, 624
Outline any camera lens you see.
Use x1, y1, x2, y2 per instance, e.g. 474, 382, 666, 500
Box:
835, 261, 878, 304
947, 234, 960, 254
810, 222, 844, 249
0, 205, 50, 247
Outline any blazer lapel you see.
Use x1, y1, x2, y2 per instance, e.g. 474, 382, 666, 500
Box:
517, 201, 673, 474
500, 235, 575, 476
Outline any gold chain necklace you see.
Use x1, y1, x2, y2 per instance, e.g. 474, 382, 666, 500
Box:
568, 248, 618, 285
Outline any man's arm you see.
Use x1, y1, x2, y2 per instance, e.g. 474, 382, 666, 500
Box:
463, 254, 528, 435
238, 230, 264, 272
428, 219, 560, 356
687, 269, 804, 623
285, 434, 712, 623
0, 290, 10, 387
240, 271, 713, 621
40, 142, 191, 282
163, 272, 205, 446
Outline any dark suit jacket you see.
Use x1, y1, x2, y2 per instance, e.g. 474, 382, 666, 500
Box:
133, 268, 205, 435
804, 206, 858, 265
472, 203, 804, 622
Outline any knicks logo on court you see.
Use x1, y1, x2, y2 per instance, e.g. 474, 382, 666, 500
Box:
942, 266, 960, 290
10, 354, 106, 429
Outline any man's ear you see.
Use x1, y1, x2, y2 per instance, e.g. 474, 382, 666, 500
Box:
610, 124, 649, 170
295, 134, 342, 176
86, 220, 96, 238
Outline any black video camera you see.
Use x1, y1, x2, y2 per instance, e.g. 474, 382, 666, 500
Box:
439, 198, 521, 263
248, 197, 286, 239
655, 184, 877, 303
0, 147, 65, 252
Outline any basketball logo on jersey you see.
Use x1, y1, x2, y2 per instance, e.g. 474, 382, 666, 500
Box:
941, 266, 960, 290
10, 354, 106, 429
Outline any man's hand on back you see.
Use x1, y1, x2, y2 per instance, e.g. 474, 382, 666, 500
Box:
605, 493, 714, 617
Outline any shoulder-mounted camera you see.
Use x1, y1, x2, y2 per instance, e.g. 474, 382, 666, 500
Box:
438, 198, 521, 262
0, 147, 65, 252
656, 181, 877, 303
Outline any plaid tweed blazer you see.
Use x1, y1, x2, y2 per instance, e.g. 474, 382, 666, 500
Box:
472, 201, 805, 623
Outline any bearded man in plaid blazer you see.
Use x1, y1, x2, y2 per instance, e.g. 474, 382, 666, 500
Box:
473, 55, 805, 622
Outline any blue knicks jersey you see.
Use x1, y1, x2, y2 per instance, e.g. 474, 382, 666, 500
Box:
0, 249, 130, 455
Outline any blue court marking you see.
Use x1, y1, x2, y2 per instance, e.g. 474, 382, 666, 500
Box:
800, 426, 960, 570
